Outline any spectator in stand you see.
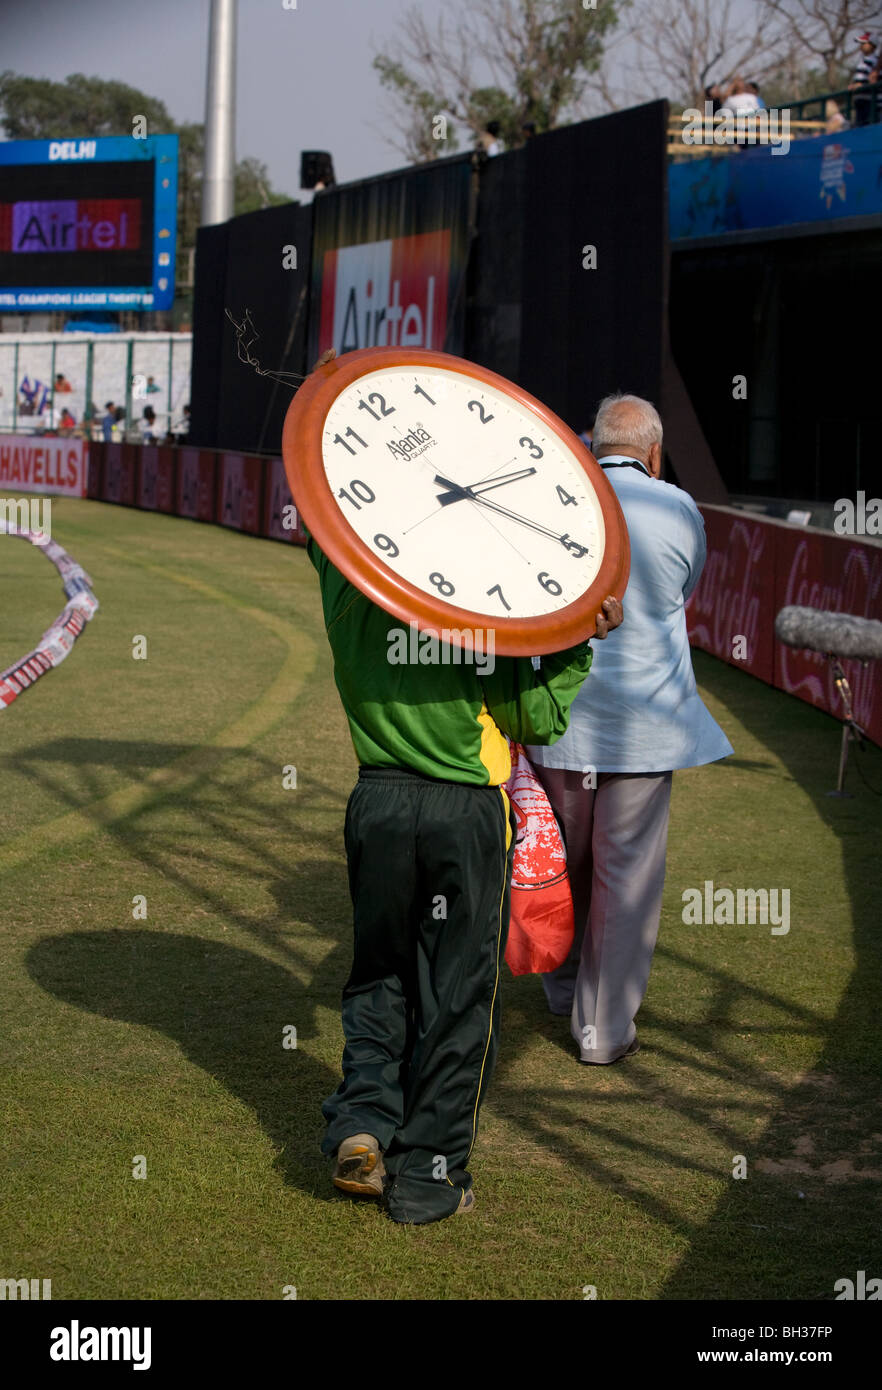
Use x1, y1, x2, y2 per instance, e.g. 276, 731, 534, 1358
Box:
141, 405, 159, 443
825, 99, 849, 134
145, 375, 161, 394
704, 83, 723, 116
102, 402, 116, 442
746, 81, 766, 110
849, 32, 879, 126
55, 372, 73, 393
173, 403, 190, 443
20, 376, 44, 415
58, 407, 76, 435
478, 120, 504, 156
720, 76, 761, 116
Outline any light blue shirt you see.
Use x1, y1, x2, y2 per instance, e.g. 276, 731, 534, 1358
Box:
527, 457, 733, 773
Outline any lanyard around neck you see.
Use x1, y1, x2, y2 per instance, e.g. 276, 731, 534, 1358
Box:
598, 458, 651, 477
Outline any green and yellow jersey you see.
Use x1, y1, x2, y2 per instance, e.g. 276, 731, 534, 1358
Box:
306, 531, 593, 786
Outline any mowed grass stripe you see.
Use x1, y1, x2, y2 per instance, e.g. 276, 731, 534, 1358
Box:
0, 513, 317, 872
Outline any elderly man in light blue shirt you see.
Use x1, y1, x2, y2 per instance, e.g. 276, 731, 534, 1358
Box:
526, 392, 732, 1064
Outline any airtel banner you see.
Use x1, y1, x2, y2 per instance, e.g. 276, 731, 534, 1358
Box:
316, 230, 451, 356
0, 435, 88, 496
307, 155, 470, 364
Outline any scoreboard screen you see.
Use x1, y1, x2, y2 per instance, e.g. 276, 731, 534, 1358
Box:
0, 135, 178, 311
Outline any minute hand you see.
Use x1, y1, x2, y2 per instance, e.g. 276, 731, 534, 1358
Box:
433, 476, 589, 556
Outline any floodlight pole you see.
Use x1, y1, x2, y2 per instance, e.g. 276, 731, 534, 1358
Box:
201, 0, 238, 226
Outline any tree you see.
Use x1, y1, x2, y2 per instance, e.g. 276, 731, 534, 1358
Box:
619, 0, 793, 112
0, 72, 293, 274
595, 0, 879, 113
373, 0, 622, 162
765, 0, 882, 89
0, 71, 174, 141
757, 59, 851, 110
235, 156, 293, 215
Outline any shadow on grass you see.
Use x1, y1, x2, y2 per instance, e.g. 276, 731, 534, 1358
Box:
27, 929, 341, 1200
656, 655, 882, 1298
12, 665, 882, 1293
11, 735, 355, 1201
489, 653, 882, 1298
3, 737, 351, 970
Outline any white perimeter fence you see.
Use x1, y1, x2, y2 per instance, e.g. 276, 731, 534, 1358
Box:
0, 332, 192, 441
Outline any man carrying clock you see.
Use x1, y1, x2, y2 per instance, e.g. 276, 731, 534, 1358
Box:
526, 392, 733, 1066
300, 348, 624, 1225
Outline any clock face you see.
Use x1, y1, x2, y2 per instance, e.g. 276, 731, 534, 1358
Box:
321, 365, 605, 622
282, 347, 629, 656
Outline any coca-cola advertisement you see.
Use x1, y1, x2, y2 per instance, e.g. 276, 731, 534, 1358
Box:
688, 506, 882, 746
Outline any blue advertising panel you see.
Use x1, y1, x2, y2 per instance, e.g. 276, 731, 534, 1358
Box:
670, 123, 882, 241
0, 134, 178, 310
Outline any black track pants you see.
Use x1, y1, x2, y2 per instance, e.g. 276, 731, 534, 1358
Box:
321, 766, 515, 1223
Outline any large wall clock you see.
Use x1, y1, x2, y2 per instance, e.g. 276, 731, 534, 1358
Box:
282, 347, 629, 656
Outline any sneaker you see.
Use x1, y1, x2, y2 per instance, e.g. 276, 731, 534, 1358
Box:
333, 1133, 386, 1197
455, 1187, 476, 1215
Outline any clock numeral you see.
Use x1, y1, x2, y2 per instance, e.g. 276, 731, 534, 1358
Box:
373, 533, 399, 559
537, 571, 562, 597
429, 571, 455, 597
332, 427, 369, 456
467, 399, 495, 425
519, 436, 544, 459
556, 484, 577, 506
560, 534, 588, 558
486, 583, 511, 612
337, 479, 376, 510
414, 383, 436, 406
358, 392, 396, 421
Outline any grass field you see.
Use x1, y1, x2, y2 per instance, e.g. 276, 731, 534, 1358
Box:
1, 497, 881, 1301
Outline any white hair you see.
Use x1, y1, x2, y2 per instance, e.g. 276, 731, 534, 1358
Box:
592, 393, 663, 457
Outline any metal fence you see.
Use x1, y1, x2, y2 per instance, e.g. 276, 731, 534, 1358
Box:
782, 84, 881, 129
0, 333, 192, 441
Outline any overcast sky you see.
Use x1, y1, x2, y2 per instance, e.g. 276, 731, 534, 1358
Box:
0, 0, 427, 194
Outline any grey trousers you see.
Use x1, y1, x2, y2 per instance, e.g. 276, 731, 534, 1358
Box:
531, 766, 673, 1063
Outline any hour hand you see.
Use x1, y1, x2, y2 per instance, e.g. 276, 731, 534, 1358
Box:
434, 474, 469, 506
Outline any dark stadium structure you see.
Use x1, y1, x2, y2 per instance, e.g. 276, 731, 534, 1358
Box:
190, 98, 882, 510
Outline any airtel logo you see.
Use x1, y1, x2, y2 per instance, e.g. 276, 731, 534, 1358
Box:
338, 274, 437, 352
320, 231, 451, 356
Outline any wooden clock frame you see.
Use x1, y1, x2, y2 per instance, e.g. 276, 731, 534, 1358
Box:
282, 346, 630, 656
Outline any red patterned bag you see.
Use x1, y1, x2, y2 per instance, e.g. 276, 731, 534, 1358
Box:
504, 742, 575, 976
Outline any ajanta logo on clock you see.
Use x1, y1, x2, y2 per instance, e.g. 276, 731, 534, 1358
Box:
386, 424, 437, 461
